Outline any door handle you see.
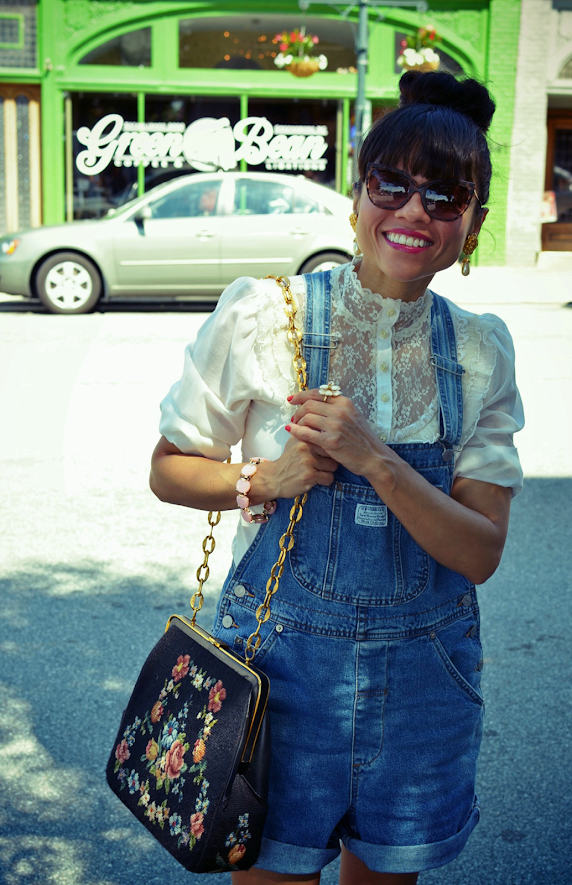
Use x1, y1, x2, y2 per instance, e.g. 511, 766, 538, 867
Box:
289, 227, 310, 236
197, 229, 215, 238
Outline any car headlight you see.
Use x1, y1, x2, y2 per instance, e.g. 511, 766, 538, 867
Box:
1, 238, 20, 255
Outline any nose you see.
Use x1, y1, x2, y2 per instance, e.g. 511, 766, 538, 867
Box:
394, 191, 431, 223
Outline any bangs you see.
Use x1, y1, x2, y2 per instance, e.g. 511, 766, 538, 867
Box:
359, 104, 483, 191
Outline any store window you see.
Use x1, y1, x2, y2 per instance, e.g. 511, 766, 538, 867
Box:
246, 97, 338, 187
71, 93, 138, 219
79, 28, 151, 66
179, 14, 355, 72
559, 56, 572, 78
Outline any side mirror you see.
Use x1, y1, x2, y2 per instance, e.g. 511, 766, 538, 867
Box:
133, 205, 152, 222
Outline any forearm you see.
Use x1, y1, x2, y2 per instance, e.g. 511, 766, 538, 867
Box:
364, 450, 509, 584
149, 445, 278, 512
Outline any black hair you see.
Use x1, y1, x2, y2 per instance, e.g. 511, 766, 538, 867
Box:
356, 71, 496, 208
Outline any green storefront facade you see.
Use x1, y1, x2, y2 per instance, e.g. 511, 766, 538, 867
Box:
0, 0, 521, 263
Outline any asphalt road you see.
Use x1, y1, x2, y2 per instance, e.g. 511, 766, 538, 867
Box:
0, 296, 571, 885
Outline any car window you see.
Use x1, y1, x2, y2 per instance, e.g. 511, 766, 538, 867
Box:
232, 179, 294, 215
149, 181, 221, 219
293, 191, 322, 214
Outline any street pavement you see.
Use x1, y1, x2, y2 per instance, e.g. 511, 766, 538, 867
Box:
0, 271, 571, 884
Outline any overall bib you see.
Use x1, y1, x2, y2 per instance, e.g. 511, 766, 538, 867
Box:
212, 271, 484, 875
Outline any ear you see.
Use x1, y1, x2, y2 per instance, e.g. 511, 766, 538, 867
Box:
471, 207, 488, 237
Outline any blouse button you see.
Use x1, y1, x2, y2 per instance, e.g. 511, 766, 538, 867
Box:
380, 361, 389, 372
379, 433, 387, 443
381, 393, 389, 403
387, 308, 397, 318
379, 329, 389, 339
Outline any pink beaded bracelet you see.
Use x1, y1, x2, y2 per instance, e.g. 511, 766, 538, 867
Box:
236, 457, 277, 524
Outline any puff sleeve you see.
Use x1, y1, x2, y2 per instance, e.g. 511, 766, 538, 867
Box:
159, 277, 266, 460
454, 316, 525, 495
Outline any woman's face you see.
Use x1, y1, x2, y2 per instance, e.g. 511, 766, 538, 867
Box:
353, 164, 487, 292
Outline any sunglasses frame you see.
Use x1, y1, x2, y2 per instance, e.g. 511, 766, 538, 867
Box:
365, 164, 481, 222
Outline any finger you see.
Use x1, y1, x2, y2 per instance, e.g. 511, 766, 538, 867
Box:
288, 388, 329, 406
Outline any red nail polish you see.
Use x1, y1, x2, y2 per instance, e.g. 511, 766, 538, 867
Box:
285, 425, 291, 432
287, 395, 293, 402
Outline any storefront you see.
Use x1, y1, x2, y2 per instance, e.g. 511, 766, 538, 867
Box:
1, 0, 522, 264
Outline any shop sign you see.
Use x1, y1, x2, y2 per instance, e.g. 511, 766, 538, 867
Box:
76, 114, 329, 176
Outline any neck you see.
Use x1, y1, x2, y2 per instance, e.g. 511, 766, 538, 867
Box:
355, 258, 433, 303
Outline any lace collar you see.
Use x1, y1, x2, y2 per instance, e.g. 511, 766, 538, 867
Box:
332, 261, 431, 334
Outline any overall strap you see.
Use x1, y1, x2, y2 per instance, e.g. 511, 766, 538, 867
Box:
430, 292, 465, 454
302, 271, 339, 390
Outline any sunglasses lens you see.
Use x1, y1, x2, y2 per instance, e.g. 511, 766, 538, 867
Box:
425, 183, 472, 220
367, 169, 410, 208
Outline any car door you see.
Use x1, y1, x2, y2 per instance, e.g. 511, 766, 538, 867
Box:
216, 177, 320, 284
112, 179, 223, 295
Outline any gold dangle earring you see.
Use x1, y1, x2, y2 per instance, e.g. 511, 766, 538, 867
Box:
349, 212, 362, 257
461, 233, 478, 276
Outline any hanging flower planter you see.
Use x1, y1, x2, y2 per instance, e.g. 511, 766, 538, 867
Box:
273, 27, 328, 78
397, 26, 441, 73
286, 58, 321, 77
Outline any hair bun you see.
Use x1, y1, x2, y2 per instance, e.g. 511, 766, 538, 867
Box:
399, 70, 495, 134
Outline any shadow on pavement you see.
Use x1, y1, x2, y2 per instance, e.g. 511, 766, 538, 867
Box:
0, 479, 571, 884
0, 299, 217, 314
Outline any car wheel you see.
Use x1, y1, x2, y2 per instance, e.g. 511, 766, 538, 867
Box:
35, 252, 102, 315
298, 252, 351, 275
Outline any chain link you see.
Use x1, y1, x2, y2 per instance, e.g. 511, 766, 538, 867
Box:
243, 275, 308, 661
190, 509, 221, 624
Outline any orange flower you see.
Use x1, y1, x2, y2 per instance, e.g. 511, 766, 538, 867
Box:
150, 701, 164, 723
228, 843, 246, 865
192, 738, 206, 763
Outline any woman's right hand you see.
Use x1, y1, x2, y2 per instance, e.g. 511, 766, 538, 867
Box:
255, 436, 338, 502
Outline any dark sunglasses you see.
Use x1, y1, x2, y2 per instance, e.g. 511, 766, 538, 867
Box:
365, 164, 481, 221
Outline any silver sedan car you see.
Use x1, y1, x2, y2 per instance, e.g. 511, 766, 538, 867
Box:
0, 172, 353, 314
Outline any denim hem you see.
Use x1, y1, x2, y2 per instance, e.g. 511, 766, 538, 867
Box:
253, 836, 341, 874
342, 801, 480, 874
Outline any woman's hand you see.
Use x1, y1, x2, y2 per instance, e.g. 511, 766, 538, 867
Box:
287, 389, 385, 479
259, 434, 338, 501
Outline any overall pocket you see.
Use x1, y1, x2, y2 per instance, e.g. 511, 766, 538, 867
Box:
289, 481, 431, 605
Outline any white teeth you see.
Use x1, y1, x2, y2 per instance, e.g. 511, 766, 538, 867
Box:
386, 232, 430, 248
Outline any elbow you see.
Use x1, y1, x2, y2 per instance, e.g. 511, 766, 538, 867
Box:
149, 466, 171, 503
462, 548, 503, 585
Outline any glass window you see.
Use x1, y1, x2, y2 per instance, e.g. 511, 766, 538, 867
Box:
148, 180, 222, 219
246, 97, 337, 188
79, 28, 151, 66
71, 93, 138, 220
552, 129, 572, 222
294, 191, 321, 214
232, 179, 294, 215
179, 14, 355, 72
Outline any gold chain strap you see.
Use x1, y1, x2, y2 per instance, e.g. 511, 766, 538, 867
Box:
190, 274, 308, 662
190, 509, 222, 625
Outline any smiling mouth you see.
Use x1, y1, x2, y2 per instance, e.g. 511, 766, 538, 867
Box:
384, 232, 432, 248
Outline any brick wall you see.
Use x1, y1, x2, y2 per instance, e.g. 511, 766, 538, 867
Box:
505, 0, 551, 265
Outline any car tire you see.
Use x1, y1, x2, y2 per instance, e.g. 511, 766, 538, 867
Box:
298, 251, 351, 275
35, 252, 102, 315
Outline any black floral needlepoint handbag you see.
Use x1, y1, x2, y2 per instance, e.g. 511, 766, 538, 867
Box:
106, 275, 307, 873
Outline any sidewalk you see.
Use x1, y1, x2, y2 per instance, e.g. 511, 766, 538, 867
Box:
433, 254, 572, 305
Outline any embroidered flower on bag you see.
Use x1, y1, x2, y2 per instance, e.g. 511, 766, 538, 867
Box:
172, 654, 191, 682
208, 680, 226, 713
219, 813, 252, 869
114, 739, 131, 763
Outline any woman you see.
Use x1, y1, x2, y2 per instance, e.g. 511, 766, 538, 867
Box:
150, 71, 524, 885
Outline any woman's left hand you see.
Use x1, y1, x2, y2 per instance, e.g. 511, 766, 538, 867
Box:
288, 389, 385, 478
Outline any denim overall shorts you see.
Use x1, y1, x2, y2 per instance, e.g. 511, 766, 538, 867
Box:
212, 271, 484, 875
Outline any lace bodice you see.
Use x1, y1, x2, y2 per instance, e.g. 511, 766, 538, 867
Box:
328, 263, 439, 444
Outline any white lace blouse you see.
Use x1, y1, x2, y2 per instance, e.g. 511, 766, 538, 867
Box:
160, 263, 524, 560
